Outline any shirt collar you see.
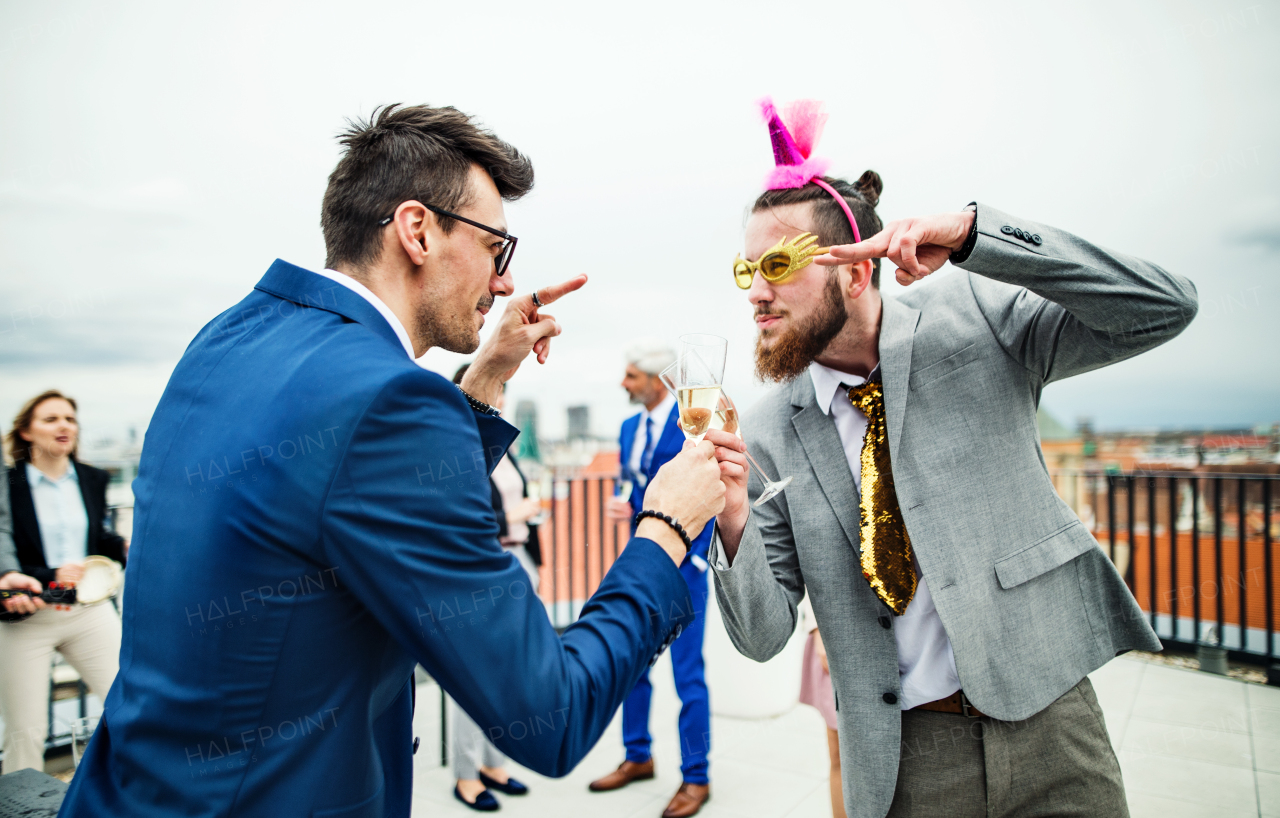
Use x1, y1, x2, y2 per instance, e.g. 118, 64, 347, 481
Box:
314, 268, 418, 361
641, 393, 677, 428
26, 461, 77, 486
808, 362, 877, 416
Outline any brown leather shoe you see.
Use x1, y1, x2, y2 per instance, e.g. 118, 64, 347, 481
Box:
661, 782, 710, 818
588, 759, 655, 792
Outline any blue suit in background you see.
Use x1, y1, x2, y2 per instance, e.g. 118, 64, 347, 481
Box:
618, 407, 712, 786
59, 261, 695, 818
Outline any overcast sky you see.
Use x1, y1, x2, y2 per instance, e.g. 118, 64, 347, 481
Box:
1, 0, 1277, 447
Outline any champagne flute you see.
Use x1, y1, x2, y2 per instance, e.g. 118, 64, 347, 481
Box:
669, 334, 727, 444
711, 390, 794, 507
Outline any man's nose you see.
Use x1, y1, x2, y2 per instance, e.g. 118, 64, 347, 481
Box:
491, 268, 515, 298
747, 272, 774, 307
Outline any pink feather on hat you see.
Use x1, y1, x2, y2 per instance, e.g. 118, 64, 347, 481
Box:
759, 96, 832, 190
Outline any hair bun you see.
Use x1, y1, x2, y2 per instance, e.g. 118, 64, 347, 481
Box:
855, 170, 883, 208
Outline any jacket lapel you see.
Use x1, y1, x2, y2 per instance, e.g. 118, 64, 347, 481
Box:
645, 409, 685, 484
878, 296, 921, 458
619, 414, 638, 481
74, 461, 102, 553
8, 465, 44, 567
253, 259, 405, 353
789, 377, 863, 554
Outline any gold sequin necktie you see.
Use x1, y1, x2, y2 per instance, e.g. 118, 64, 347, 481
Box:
847, 381, 917, 615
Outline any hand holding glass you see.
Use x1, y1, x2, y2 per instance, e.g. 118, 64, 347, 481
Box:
659, 367, 793, 507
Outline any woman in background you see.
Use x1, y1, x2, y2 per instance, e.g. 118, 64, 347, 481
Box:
798, 596, 843, 818
0, 390, 126, 772
446, 365, 543, 811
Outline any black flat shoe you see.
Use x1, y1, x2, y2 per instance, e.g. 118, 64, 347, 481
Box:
454, 785, 500, 811
479, 771, 529, 796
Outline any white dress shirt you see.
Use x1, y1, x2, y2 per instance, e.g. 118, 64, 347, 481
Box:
26, 462, 89, 569
627, 393, 677, 482
807, 362, 960, 710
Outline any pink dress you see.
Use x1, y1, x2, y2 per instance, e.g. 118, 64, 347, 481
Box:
799, 629, 838, 730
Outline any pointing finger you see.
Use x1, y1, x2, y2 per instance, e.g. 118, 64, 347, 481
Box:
531, 275, 588, 309
814, 231, 890, 266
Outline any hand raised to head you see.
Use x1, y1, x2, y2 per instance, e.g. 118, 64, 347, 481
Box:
815, 210, 975, 287
461, 275, 588, 404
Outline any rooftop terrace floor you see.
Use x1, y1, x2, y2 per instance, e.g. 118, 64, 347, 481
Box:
410, 655, 1280, 818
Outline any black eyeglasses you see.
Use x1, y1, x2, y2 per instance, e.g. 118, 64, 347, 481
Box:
379, 203, 518, 276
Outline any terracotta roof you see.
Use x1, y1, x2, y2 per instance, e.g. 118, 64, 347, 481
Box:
581, 450, 620, 477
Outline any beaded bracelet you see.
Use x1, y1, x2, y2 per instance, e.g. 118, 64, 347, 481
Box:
456, 386, 501, 417
634, 510, 693, 552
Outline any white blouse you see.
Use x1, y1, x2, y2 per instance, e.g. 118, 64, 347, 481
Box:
26, 462, 89, 568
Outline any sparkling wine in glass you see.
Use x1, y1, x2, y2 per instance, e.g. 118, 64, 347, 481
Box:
662, 335, 727, 444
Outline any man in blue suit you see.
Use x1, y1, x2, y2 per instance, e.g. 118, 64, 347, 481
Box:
588, 340, 714, 818
59, 104, 726, 818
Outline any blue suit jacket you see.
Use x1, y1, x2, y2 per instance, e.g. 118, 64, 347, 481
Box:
618, 407, 712, 561
60, 261, 694, 818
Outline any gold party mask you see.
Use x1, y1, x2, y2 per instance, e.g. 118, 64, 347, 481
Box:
732, 233, 830, 289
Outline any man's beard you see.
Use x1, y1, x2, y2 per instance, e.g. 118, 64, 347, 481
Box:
754, 275, 847, 383
415, 293, 495, 355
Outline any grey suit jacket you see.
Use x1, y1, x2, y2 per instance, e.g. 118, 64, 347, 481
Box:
709, 204, 1196, 818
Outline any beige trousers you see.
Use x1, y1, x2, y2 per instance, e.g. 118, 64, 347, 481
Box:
0, 603, 121, 772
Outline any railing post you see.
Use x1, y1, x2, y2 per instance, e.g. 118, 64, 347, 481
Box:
1148, 475, 1157, 631
549, 478, 557, 627
1214, 477, 1224, 646
1239, 478, 1248, 651
1169, 476, 1178, 639
1126, 476, 1137, 592
1264, 479, 1274, 661
1192, 477, 1201, 642
568, 479, 575, 621
1108, 476, 1118, 584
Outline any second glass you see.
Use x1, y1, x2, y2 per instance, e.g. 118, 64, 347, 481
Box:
670, 334, 727, 444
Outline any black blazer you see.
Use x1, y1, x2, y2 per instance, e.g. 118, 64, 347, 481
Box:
488, 455, 541, 566
7, 460, 126, 586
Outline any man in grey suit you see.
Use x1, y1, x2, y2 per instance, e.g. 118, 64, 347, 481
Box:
708, 170, 1197, 816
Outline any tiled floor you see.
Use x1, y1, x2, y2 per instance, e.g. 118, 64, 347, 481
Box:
411, 655, 1279, 817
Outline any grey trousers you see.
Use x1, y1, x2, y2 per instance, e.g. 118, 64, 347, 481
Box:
449, 697, 507, 781
448, 544, 538, 781
886, 678, 1128, 818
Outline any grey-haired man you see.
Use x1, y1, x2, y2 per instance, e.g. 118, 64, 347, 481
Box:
592, 339, 714, 818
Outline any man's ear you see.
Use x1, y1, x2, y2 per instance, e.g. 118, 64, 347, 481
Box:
391, 201, 431, 266
844, 259, 875, 301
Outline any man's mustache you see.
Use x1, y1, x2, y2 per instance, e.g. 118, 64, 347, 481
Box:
478, 294, 495, 311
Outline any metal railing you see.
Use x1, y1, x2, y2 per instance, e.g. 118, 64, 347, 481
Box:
538, 471, 1280, 664
536, 477, 631, 629
1059, 470, 1279, 664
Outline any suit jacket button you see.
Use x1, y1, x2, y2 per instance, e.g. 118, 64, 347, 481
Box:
1031, 234, 1043, 245
878, 615, 891, 629
883, 692, 898, 705
1001, 225, 1015, 235
1014, 228, 1026, 240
